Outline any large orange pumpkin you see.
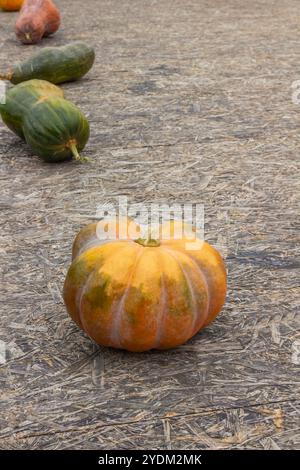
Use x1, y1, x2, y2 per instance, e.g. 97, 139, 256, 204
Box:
63, 218, 227, 352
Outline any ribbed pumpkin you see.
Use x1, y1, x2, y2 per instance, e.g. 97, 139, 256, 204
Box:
63, 219, 227, 352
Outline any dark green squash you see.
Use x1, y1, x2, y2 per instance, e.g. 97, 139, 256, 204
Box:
0, 79, 90, 162
0, 42, 95, 85
0, 80, 63, 139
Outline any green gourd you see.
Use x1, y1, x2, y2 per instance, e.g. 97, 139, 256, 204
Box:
0, 42, 95, 85
0, 79, 90, 162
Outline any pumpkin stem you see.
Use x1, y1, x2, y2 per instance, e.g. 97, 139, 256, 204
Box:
135, 238, 160, 247
68, 140, 88, 163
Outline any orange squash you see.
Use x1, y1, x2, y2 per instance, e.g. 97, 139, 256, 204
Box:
0, 0, 24, 10
63, 218, 227, 352
15, 0, 60, 44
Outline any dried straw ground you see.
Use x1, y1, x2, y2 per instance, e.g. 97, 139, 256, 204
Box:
0, 0, 299, 450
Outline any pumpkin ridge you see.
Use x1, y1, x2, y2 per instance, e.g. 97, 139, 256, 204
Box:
153, 250, 168, 349
184, 252, 211, 329
110, 246, 144, 348
77, 264, 99, 329
161, 246, 200, 339
163, 242, 212, 328
184, 247, 226, 327
76, 244, 132, 329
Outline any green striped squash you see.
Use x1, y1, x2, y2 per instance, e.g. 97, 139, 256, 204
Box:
0, 79, 89, 162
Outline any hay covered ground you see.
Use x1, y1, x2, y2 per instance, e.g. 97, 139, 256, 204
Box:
0, 0, 299, 450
